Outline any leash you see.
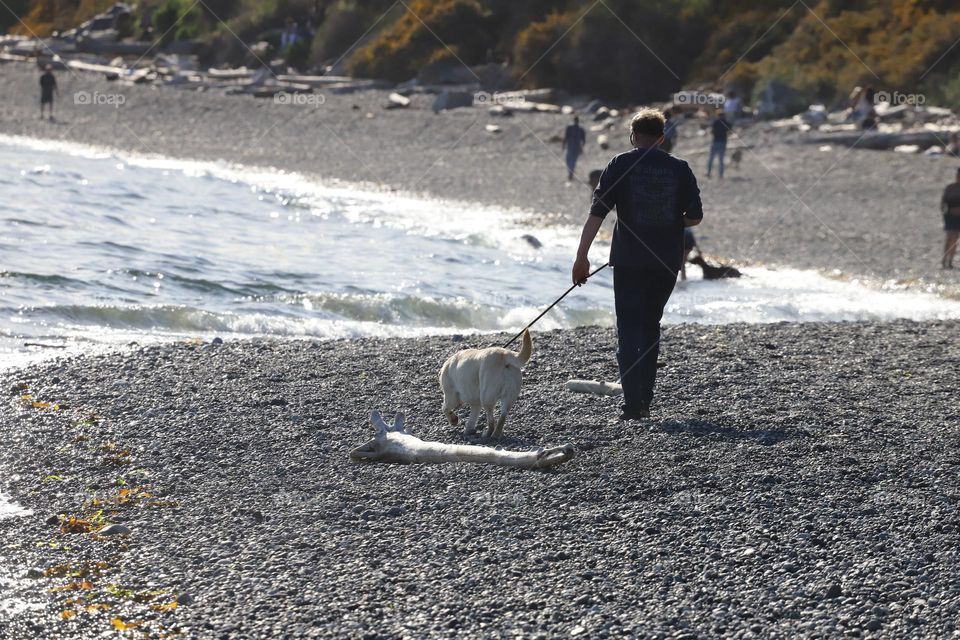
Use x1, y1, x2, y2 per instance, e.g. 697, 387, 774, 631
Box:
502, 263, 609, 348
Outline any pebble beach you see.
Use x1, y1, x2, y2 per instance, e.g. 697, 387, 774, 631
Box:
1, 59, 960, 638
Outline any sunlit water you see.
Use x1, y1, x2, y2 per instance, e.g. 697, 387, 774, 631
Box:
2, 134, 959, 370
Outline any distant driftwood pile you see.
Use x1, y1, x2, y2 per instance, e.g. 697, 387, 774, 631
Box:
773, 102, 960, 151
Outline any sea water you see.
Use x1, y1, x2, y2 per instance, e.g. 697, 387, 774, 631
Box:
2, 135, 959, 369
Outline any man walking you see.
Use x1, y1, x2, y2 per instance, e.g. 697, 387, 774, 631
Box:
707, 109, 731, 178
39, 64, 58, 121
562, 116, 586, 181
572, 109, 703, 420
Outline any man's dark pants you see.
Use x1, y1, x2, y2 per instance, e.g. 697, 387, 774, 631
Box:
613, 265, 677, 412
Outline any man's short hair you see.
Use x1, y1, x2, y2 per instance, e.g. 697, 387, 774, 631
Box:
630, 108, 665, 139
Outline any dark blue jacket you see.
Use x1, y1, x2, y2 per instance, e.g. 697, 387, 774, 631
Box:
589, 146, 703, 271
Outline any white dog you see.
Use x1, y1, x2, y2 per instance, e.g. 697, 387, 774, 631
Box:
439, 330, 532, 438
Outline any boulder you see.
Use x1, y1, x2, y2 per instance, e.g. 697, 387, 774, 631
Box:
385, 92, 410, 109
432, 90, 474, 113
97, 523, 131, 536
418, 58, 476, 85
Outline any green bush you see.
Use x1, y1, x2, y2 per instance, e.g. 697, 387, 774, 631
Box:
311, 0, 379, 64
283, 37, 311, 70
153, 0, 203, 44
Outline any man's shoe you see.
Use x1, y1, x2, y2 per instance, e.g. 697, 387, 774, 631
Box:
619, 406, 651, 421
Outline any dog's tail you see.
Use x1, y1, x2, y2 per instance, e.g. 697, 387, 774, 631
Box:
517, 329, 532, 365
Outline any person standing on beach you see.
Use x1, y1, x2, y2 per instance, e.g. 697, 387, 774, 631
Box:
562, 116, 586, 181
39, 65, 57, 121
571, 108, 703, 420
723, 90, 741, 120
940, 168, 960, 269
661, 109, 678, 153
707, 109, 731, 179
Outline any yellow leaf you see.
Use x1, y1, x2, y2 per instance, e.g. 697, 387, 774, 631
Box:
150, 601, 178, 612
86, 603, 111, 613
60, 609, 76, 619
111, 618, 142, 630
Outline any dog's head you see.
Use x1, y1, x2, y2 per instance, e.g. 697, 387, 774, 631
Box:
349, 411, 406, 462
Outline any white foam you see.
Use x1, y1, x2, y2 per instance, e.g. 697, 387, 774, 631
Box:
0, 493, 31, 520
0, 133, 550, 249
2, 133, 959, 374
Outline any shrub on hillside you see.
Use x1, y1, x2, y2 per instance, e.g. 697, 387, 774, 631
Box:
153, 0, 203, 44
514, 1, 706, 103
12, 0, 114, 36
311, 0, 380, 65
348, 0, 494, 82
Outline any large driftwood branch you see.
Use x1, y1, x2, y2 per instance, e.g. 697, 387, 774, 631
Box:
350, 411, 575, 470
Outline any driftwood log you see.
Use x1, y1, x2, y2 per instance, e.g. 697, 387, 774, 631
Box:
350, 411, 575, 470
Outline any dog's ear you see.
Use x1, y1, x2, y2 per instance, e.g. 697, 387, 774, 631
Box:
393, 412, 406, 433
370, 410, 390, 435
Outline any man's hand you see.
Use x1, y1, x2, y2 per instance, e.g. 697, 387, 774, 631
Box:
572, 256, 590, 285
684, 216, 701, 227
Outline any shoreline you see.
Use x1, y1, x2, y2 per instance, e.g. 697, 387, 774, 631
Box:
1, 322, 959, 636
0, 61, 958, 296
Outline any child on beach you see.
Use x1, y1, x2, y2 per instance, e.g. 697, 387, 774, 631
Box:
39, 65, 57, 121
562, 116, 586, 181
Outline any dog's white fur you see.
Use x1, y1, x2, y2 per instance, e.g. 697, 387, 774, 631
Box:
439, 330, 532, 438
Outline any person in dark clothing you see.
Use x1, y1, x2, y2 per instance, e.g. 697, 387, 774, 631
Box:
707, 110, 731, 178
661, 109, 678, 153
572, 108, 704, 420
39, 65, 57, 121
940, 168, 960, 269
562, 116, 586, 181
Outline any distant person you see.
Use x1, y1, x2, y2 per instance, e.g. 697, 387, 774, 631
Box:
281, 19, 299, 48
948, 133, 960, 158
39, 64, 57, 121
588, 169, 602, 190
562, 115, 586, 181
572, 108, 703, 420
723, 90, 741, 119
940, 168, 960, 269
661, 109, 678, 153
849, 85, 875, 123
707, 109, 731, 179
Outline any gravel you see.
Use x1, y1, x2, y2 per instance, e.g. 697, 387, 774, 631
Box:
1, 321, 958, 637
1, 63, 958, 295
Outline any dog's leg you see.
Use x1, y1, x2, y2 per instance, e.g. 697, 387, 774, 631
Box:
494, 399, 513, 439
464, 402, 481, 436
481, 402, 497, 439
